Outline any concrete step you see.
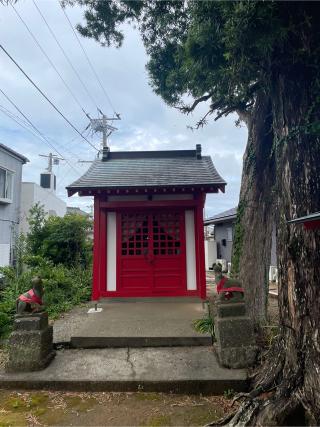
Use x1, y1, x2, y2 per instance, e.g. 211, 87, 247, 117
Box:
70, 336, 212, 348
0, 347, 248, 395
54, 300, 211, 348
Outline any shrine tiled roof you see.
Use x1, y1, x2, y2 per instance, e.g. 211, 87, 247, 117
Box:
67, 145, 226, 196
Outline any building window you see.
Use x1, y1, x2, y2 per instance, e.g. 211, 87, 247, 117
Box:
0, 167, 14, 202
227, 227, 233, 242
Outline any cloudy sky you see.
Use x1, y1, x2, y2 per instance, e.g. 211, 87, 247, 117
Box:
0, 1, 247, 216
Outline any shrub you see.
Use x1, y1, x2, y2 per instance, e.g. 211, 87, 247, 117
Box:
0, 261, 92, 338
26, 204, 92, 268
0, 205, 93, 339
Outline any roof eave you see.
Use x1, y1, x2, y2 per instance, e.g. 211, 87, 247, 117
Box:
66, 183, 226, 197
287, 212, 320, 224
0, 143, 29, 164
204, 214, 237, 225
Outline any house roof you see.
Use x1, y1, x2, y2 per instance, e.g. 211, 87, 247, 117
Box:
204, 207, 237, 225
0, 143, 29, 164
67, 146, 226, 196
287, 212, 320, 224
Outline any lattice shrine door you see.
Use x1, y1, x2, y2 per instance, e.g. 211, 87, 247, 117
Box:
117, 211, 188, 296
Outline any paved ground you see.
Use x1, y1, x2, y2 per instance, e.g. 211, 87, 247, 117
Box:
0, 347, 247, 394
1, 280, 248, 396
53, 298, 210, 346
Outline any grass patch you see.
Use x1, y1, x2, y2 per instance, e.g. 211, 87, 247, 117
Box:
144, 414, 172, 426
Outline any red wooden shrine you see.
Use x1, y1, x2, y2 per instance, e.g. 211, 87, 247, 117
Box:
67, 144, 226, 300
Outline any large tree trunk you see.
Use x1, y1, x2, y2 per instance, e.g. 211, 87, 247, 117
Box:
219, 70, 320, 426
232, 91, 275, 326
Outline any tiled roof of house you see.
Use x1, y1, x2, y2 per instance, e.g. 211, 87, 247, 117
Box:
204, 207, 237, 225
0, 143, 29, 163
67, 146, 226, 196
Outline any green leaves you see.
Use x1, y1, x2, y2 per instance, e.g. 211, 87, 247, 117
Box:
68, 1, 320, 120
0, 264, 92, 337
26, 206, 92, 268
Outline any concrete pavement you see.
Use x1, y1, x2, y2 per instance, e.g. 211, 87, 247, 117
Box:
0, 346, 248, 394
54, 298, 212, 348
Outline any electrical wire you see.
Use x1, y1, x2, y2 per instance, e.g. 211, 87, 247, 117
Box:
32, 0, 98, 111
58, 1, 117, 115
0, 91, 81, 174
0, 43, 99, 152
0, 104, 90, 224
11, 3, 90, 119
0, 103, 85, 163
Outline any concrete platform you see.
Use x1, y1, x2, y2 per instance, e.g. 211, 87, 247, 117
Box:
0, 347, 248, 394
54, 298, 212, 348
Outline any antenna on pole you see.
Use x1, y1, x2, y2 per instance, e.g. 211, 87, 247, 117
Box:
89, 111, 121, 150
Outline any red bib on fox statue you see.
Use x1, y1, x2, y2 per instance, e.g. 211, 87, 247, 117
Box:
16, 276, 44, 315
18, 289, 43, 305
213, 264, 244, 302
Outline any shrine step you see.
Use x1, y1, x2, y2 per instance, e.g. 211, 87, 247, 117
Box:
69, 336, 212, 348
0, 347, 248, 394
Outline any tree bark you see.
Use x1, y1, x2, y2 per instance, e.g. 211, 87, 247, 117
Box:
219, 70, 320, 426
232, 91, 275, 326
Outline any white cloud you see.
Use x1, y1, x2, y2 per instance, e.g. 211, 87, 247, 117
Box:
0, 1, 247, 216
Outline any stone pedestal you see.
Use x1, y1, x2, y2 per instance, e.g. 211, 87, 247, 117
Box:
214, 300, 257, 369
6, 312, 55, 372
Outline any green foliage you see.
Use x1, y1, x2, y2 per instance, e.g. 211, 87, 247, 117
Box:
65, 1, 320, 121
0, 205, 93, 339
193, 317, 215, 337
231, 201, 246, 277
0, 263, 91, 337
26, 204, 92, 268
192, 301, 215, 343
13, 233, 27, 277
26, 203, 46, 256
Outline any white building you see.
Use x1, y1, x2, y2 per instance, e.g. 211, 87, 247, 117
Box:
0, 144, 28, 266
20, 163, 66, 235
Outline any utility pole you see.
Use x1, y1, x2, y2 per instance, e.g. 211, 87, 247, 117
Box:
89, 111, 121, 149
39, 152, 64, 172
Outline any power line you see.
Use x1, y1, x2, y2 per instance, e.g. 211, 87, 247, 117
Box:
32, 0, 98, 111
0, 103, 85, 163
59, 1, 118, 115
0, 42, 99, 152
11, 3, 89, 119
0, 91, 81, 174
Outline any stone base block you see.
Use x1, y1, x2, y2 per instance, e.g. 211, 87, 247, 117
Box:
14, 312, 49, 331
215, 316, 255, 348
6, 313, 55, 372
215, 344, 257, 369
216, 302, 246, 318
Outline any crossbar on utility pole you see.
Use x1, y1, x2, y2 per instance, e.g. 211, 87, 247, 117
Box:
39, 152, 64, 172
89, 113, 120, 149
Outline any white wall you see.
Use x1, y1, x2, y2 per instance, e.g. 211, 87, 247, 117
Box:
185, 210, 197, 291
205, 239, 217, 270
106, 212, 117, 291
20, 182, 66, 234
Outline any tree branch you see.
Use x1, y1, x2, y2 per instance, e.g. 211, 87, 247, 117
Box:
176, 92, 213, 114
